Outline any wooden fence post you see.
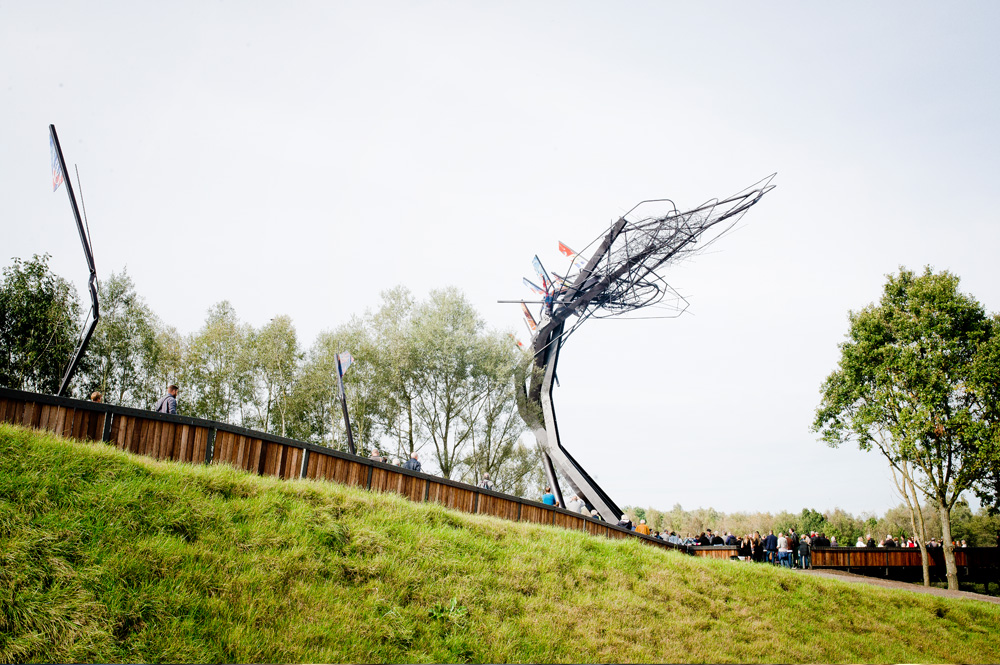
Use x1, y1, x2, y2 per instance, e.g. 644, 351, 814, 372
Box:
299, 448, 310, 479
204, 428, 216, 464
101, 410, 114, 443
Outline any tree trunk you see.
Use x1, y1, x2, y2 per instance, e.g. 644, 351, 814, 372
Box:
938, 503, 959, 591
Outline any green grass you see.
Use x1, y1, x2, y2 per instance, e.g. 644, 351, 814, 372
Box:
2, 422, 1000, 664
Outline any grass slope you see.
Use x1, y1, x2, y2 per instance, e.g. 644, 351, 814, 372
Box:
2, 423, 1000, 664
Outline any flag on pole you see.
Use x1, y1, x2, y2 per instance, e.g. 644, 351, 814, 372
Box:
337, 352, 354, 377
558, 241, 587, 270
522, 278, 546, 296
520, 302, 537, 331
532, 255, 552, 292
50, 134, 64, 192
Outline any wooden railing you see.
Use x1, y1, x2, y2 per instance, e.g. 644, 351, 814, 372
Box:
812, 546, 1000, 571
0, 387, 684, 553
687, 544, 1000, 581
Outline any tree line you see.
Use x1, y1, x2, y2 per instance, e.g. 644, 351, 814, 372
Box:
0, 255, 541, 497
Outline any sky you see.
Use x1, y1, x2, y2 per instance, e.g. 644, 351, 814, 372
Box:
3, 1, 999, 517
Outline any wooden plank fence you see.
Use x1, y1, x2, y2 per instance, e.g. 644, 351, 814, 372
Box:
687, 544, 1000, 582
0, 387, 684, 554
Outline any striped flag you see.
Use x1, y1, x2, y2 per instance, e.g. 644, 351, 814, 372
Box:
521, 302, 537, 331
337, 352, 354, 377
558, 241, 587, 270
523, 278, 546, 296
50, 134, 64, 192
532, 255, 552, 292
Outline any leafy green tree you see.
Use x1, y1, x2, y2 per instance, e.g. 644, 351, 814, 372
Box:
0, 254, 83, 394
290, 322, 385, 453
970, 320, 1000, 515
366, 287, 423, 459
814, 267, 1000, 590
247, 315, 301, 436
183, 301, 254, 423
798, 508, 827, 537
458, 332, 527, 489
86, 269, 163, 407
409, 288, 496, 479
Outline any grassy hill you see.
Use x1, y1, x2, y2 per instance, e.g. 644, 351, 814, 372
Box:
2, 423, 999, 664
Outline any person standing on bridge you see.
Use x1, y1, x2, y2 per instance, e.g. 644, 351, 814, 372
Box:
798, 535, 812, 569
764, 530, 778, 564
403, 451, 421, 472
635, 519, 651, 536
154, 385, 179, 415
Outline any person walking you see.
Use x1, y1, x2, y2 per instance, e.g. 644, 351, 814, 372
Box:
154, 385, 179, 414
403, 451, 421, 472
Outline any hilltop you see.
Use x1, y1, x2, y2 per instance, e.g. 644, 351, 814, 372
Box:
2, 423, 999, 664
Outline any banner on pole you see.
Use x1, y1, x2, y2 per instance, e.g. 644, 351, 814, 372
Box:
337, 352, 354, 377
50, 134, 64, 192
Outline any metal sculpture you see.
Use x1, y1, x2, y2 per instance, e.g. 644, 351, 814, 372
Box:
512, 175, 775, 521
50, 124, 100, 397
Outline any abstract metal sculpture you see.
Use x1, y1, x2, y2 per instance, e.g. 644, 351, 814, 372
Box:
50, 124, 100, 397
512, 175, 776, 521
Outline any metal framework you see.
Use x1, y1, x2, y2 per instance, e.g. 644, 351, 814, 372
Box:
50, 124, 100, 397
513, 175, 776, 521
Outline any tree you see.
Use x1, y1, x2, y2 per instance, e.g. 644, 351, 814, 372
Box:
0, 254, 83, 394
183, 301, 254, 423
86, 269, 163, 407
814, 267, 1000, 590
458, 332, 527, 488
409, 288, 492, 479
290, 322, 386, 453
247, 315, 301, 436
970, 319, 1000, 515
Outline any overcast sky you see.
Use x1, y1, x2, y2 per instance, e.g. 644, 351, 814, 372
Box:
4, 1, 999, 516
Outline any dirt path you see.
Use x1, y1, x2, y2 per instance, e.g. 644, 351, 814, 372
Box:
798, 568, 1000, 604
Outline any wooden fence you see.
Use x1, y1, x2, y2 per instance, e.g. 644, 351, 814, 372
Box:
688, 544, 1000, 582
0, 387, 685, 553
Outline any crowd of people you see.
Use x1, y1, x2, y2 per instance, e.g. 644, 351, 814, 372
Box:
609, 521, 981, 567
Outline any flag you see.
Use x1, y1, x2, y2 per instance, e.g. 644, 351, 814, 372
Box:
50, 134, 64, 192
558, 241, 587, 270
337, 352, 354, 377
523, 278, 546, 296
520, 302, 537, 331
532, 255, 552, 292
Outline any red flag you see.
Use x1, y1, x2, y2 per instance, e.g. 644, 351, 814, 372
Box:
558, 241, 576, 257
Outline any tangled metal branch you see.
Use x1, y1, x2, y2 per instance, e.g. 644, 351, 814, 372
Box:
511, 175, 776, 521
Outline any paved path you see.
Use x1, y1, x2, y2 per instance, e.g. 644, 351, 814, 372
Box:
798, 568, 1000, 604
